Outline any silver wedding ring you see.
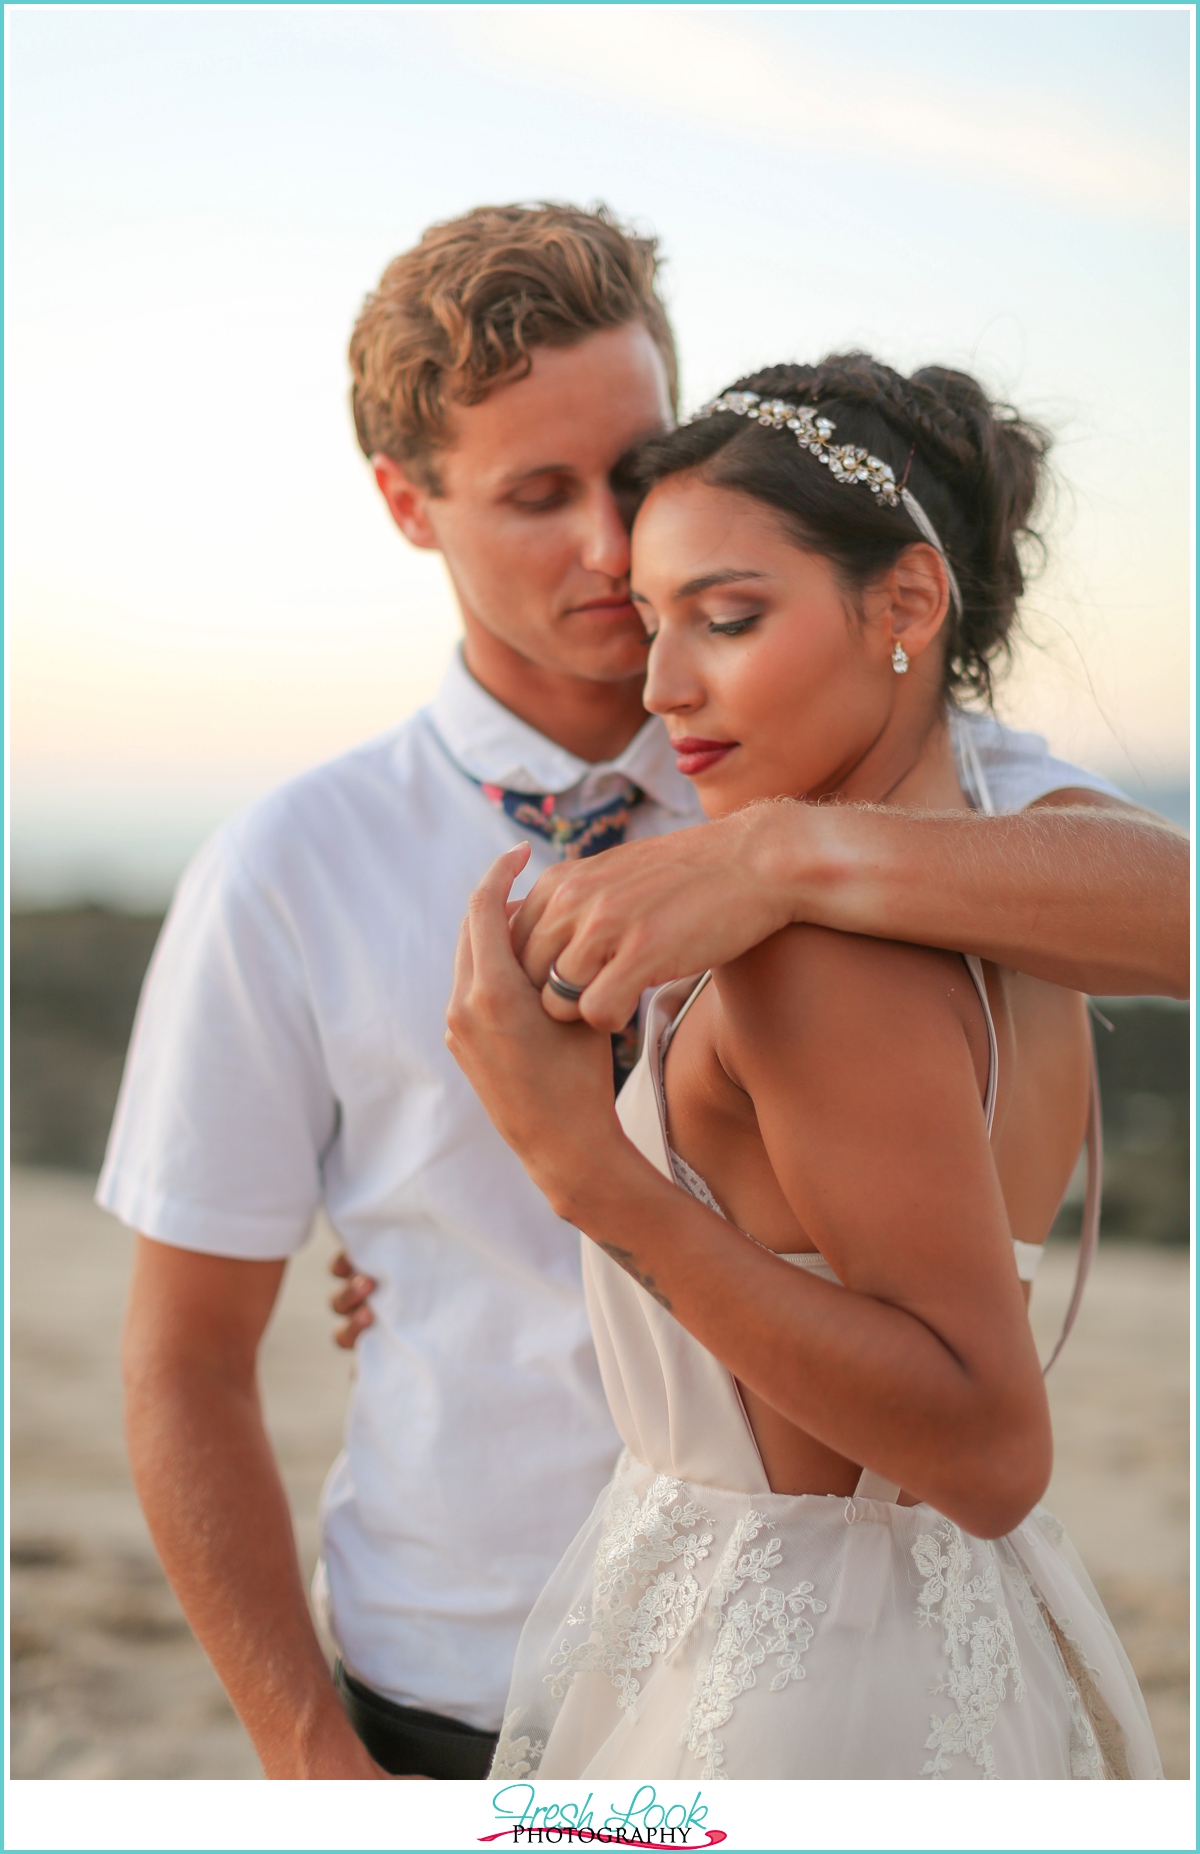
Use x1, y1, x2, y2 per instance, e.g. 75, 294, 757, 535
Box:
546, 962, 587, 1003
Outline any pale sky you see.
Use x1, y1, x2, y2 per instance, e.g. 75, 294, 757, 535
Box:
8, 4, 1193, 904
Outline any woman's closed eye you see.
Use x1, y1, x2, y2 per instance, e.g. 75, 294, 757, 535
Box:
708, 613, 762, 637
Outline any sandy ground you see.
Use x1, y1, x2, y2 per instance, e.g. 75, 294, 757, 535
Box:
9, 1167, 1191, 1780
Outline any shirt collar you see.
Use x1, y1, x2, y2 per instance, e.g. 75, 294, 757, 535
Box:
428, 648, 698, 816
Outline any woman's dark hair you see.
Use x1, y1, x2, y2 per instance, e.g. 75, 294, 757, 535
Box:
625, 354, 1051, 702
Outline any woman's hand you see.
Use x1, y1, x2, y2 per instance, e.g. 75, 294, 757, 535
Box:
445, 844, 626, 1214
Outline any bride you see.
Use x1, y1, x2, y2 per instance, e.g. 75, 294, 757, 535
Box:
446, 354, 1161, 1780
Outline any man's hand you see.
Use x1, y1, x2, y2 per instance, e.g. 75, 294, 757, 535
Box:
514, 804, 800, 1031
512, 791, 1189, 1021
330, 1251, 377, 1349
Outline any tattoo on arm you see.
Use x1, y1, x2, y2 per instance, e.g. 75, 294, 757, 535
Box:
598, 1242, 673, 1311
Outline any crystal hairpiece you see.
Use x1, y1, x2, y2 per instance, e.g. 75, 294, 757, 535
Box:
687, 390, 963, 616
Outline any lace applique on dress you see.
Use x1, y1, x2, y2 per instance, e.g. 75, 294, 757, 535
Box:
685, 1510, 827, 1780
998, 1538, 1105, 1780
546, 1473, 715, 1716
491, 1715, 547, 1780
911, 1520, 1025, 1778
528, 1470, 828, 1782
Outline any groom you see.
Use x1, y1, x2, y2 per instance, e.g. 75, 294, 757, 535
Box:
103, 202, 1186, 1780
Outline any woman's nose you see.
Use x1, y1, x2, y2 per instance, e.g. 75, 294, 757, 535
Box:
643, 631, 700, 716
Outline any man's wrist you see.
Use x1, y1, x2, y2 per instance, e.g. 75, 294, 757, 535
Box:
736, 798, 856, 932
265, 1695, 384, 1779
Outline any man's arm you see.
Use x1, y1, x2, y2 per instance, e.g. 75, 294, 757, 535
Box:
514, 791, 1188, 1032
807, 788, 1188, 995
121, 1236, 392, 1779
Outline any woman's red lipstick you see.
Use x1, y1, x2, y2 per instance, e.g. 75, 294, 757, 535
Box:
671, 736, 738, 777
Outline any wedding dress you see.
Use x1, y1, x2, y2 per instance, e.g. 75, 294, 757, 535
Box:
490, 959, 1162, 1781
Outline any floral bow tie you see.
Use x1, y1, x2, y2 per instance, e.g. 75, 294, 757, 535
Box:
475, 776, 646, 1088
478, 780, 645, 860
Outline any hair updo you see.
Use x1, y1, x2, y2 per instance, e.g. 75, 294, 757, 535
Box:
625, 353, 1051, 702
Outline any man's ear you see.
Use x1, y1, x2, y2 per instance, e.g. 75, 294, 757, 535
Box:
372, 454, 441, 551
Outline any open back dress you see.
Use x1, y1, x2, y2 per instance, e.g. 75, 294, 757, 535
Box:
489, 949, 1161, 1782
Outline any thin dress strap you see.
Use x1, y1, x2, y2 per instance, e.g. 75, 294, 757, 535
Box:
658, 971, 711, 1062
1042, 1036, 1102, 1371
962, 954, 999, 1136
952, 709, 1101, 1375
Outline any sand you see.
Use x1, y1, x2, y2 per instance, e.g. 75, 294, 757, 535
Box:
9, 1167, 1190, 1780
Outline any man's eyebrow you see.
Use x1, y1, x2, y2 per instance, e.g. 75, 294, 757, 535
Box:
496, 462, 573, 490
674, 568, 769, 599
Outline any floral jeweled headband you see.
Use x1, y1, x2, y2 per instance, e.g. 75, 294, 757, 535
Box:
686, 390, 963, 617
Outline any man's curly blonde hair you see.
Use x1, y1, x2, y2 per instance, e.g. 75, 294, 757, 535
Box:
348, 202, 678, 490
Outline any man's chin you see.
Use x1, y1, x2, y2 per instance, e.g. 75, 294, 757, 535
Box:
556, 634, 651, 686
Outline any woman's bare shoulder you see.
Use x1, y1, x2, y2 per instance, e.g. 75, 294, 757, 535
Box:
718, 921, 975, 1022
712, 923, 984, 1095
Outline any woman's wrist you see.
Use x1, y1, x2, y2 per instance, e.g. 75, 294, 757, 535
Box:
539, 1132, 657, 1227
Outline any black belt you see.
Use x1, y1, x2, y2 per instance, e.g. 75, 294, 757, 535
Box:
334, 1662, 499, 1779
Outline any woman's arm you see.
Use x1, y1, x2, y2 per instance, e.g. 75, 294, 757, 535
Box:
513, 792, 1188, 1034
448, 851, 1051, 1540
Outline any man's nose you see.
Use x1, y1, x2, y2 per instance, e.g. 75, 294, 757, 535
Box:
578, 487, 632, 581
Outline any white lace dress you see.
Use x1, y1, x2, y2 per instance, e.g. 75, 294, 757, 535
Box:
491, 967, 1162, 1782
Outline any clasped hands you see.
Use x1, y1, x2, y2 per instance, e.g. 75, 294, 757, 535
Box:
337, 809, 797, 1339
445, 809, 796, 1210
444, 844, 622, 1215
511, 801, 795, 1029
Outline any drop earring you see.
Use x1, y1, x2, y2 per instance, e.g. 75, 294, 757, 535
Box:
891, 642, 909, 674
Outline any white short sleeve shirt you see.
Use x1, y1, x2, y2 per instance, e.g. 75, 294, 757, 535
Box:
97, 653, 1126, 1729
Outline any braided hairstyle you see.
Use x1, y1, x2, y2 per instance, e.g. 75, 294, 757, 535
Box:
625, 353, 1051, 701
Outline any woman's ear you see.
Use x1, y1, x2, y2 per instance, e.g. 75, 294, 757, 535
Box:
880, 543, 953, 664
372, 454, 441, 551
